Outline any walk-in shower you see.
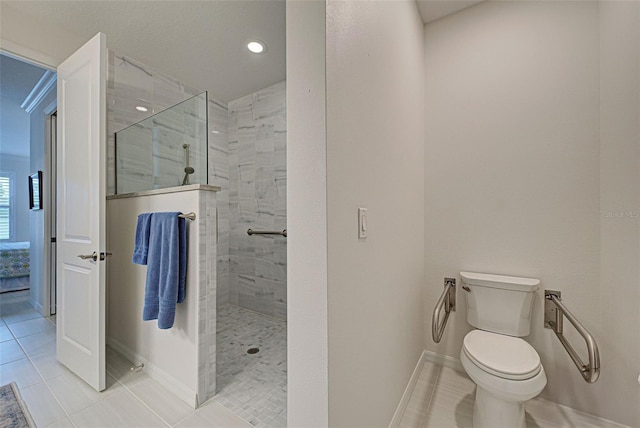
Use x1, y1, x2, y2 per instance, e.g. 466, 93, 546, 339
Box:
214, 81, 287, 427
110, 24, 287, 426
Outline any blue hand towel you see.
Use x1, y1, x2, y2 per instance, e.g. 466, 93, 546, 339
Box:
132, 213, 152, 265
141, 212, 188, 329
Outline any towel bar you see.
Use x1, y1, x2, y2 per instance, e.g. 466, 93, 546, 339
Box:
545, 290, 600, 383
179, 212, 196, 220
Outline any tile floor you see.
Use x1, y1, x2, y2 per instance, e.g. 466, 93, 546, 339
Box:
0, 292, 253, 427
398, 360, 628, 428
2, 291, 626, 428
215, 304, 287, 428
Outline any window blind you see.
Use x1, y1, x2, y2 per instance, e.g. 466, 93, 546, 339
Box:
0, 175, 11, 240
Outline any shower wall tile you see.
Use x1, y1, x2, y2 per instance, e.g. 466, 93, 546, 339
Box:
226, 81, 287, 320
208, 99, 230, 308
196, 190, 218, 405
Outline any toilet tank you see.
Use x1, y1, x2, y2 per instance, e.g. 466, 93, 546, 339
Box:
460, 272, 540, 337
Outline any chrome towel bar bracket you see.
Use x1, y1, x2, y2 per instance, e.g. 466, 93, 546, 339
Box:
179, 212, 196, 220
432, 278, 456, 343
545, 290, 600, 383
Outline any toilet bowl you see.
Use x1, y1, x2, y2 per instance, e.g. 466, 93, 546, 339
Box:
459, 272, 546, 428
461, 330, 547, 428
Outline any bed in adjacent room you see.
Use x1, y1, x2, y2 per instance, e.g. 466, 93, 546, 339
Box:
0, 241, 30, 293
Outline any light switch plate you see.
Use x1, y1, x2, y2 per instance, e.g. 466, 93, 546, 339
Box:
358, 207, 367, 239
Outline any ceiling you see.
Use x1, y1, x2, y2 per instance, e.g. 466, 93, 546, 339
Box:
416, 0, 484, 24
0, 0, 483, 106
0, 54, 48, 157
3, 1, 286, 104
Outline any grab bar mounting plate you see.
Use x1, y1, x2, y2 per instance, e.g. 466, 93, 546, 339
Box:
444, 277, 456, 312
544, 289, 561, 329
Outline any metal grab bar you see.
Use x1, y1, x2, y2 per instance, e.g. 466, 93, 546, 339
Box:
247, 229, 287, 237
432, 278, 456, 343
544, 290, 600, 383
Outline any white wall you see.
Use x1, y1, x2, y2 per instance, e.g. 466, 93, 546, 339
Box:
326, 1, 425, 426
0, 154, 31, 242
424, 1, 639, 425
0, 2, 84, 67
286, 0, 329, 425
0, 97, 30, 157
598, 1, 640, 425
106, 188, 218, 407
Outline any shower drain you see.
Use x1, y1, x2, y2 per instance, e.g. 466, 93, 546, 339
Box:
247, 347, 260, 355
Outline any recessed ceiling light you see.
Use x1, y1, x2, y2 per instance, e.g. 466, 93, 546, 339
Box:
136, 106, 148, 112
247, 40, 266, 54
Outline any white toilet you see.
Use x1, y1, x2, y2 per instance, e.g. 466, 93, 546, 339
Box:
459, 272, 546, 428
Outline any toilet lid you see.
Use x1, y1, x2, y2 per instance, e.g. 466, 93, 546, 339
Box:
463, 330, 541, 380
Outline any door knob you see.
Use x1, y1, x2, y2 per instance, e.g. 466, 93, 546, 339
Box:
77, 252, 98, 261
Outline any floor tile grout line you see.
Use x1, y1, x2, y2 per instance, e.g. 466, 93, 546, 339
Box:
170, 407, 199, 427
9, 315, 78, 428
420, 363, 443, 428
105, 366, 174, 428
210, 397, 256, 427
5, 317, 55, 340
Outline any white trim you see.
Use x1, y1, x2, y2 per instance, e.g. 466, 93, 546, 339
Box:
106, 336, 198, 408
423, 349, 465, 373
389, 351, 427, 428
21, 71, 57, 114
30, 298, 44, 315
0, 39, 58, 70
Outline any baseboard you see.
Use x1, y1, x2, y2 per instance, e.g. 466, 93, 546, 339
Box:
30, 298, 45, 316
423, 349, 464, 372
106, 337, 198, 408
389, 350, 427, 428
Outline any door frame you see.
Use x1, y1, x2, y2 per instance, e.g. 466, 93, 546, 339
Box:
45, 108, 57, 316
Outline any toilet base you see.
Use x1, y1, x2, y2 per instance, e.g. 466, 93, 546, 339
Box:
473, 386, 525, 428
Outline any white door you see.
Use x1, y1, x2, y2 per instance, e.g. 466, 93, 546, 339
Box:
56, 33, 107, 391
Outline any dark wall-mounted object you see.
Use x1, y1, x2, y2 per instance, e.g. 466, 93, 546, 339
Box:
29, 171, 43, 210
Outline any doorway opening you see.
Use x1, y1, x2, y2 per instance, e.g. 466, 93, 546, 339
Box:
0, 51, 57, 323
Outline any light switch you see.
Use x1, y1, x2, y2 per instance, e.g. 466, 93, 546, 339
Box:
358, 207, 367, 239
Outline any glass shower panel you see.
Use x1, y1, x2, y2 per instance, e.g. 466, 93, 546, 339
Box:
115, 91, 208, 194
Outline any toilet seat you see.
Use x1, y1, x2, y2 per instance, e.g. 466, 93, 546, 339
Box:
463, 330, 541, 380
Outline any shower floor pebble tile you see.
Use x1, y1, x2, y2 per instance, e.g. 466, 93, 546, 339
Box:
215, 304, 287, 427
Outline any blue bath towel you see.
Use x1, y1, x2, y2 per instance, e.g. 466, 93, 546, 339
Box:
140, 212, 188, 329
132, 213, 152, 265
